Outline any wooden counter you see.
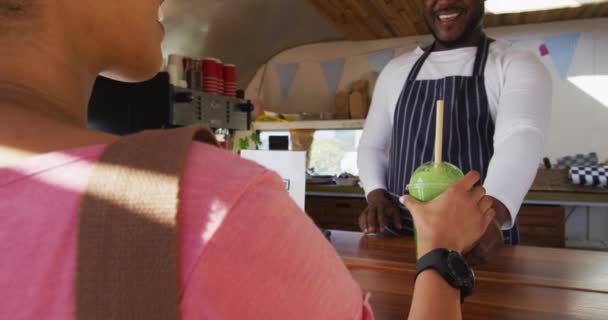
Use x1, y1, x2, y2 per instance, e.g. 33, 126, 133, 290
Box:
331, 230, 608, 320
309, 197, 567, 247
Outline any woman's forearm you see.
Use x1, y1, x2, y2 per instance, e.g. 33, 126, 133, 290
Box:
408, 270, 462, 320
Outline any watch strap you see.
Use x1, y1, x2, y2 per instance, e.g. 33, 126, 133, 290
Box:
415, 248, 448, 277
415, 248, 470, 304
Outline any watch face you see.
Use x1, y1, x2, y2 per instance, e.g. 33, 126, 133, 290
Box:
447, 252, 474, 286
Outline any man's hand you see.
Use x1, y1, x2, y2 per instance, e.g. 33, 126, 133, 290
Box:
359, 189, 402, 233
464, 197, 511, 265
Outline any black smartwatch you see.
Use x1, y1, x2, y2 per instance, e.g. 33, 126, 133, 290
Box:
415, 248, 475, 304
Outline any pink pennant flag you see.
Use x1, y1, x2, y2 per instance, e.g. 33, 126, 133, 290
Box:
539, 44, 549, 56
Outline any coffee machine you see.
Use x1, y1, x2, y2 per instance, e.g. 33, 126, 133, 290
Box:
88, 72, 253, 135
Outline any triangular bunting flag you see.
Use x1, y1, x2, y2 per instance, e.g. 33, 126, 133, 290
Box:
320, 58, 345, 96
368, 49, 394, 73
539, 44, 549, 57
543, 33, 580, 79
275, 63, 299, 98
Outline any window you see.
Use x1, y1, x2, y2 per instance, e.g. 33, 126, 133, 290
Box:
259, 129, 363, 176
308, 130, 362, 176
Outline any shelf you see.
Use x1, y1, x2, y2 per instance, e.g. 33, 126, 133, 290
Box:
305, 186, 608, 207
252, 119, 365, 131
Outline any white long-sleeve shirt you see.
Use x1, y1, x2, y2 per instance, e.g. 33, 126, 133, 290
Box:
357, 39, 552, 229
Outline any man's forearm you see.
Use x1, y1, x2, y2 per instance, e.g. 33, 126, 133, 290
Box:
357, 144, 389, 197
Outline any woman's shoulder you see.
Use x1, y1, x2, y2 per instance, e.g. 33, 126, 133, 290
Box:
184, 142, 282, 189
179, 142, 287, 216
0, 144, 105, 188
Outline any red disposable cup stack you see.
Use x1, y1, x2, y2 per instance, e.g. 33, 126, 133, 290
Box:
223, 64, 237, 97
200, 60, 207, 90
214, 58, 224, 96
202, 58, 219, 94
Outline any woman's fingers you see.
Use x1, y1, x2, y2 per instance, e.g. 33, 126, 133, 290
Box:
478, 196, 494, 214
403, 195, 424, 224
453, 171, 481, 191
483, 208, 497, 230
470, 186, 486, 203
401, 195, 420, 213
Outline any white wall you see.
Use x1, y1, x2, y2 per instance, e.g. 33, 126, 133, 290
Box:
490, 20, 608, 245
489, 19, 608, 162
246, 36, 428, 115
246, 18, 608, 245
247, 18, 608, 163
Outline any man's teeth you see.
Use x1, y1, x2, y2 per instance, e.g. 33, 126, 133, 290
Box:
439, 13, 460, 20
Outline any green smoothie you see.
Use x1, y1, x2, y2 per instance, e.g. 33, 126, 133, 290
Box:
407, 161, 464, 258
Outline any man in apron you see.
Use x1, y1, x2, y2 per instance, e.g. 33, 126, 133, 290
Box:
357, 0, 551, 263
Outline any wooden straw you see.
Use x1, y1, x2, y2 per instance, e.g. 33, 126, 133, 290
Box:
434, 100, 444, 167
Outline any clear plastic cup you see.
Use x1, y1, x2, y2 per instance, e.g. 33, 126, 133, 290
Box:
407, 161, 464, 258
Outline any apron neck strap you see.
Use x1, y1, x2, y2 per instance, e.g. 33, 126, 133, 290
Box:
407, 45, 434, 81
472, 34, 493, 77
407, 33, 493, 81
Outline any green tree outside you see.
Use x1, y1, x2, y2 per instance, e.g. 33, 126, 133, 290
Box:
308, 138, 344, 175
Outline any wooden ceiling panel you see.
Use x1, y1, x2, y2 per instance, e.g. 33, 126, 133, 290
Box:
579, 3, 600, 18
349, 0, 397, 37
305, 1, 608, 40
304, 0, 369, 40
368, 0, 404, 33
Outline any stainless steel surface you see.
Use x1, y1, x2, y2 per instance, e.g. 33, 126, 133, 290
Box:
306, 192, 366, 199
171, 88, 250, 130
522, 199, 608, 207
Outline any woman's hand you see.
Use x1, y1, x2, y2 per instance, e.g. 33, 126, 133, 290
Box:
401, 171, 496, 257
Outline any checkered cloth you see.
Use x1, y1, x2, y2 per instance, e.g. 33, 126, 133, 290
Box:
569, 166, 608, 188
555, 152, 599, 169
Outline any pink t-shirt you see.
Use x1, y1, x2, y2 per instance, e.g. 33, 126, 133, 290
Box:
0, 142, 374, 319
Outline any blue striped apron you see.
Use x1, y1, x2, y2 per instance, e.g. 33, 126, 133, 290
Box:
386, 34, 519, 245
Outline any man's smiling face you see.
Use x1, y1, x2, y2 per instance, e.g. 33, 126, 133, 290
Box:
422, 0, 485, 48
